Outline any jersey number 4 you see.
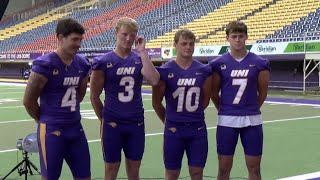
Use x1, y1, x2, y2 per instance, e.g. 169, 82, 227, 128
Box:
172, 87, 200, 112
61, 86, 77, 111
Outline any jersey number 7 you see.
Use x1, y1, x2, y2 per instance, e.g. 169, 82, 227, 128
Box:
232, 78, 247, 104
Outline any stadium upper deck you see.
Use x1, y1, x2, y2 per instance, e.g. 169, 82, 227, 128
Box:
0, 0, 319, 52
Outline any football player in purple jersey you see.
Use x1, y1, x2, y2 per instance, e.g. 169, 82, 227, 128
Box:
152, 29, 212, 180
23, 18, 91, 180
90, 17, 159, 180
209, 21, 270, 180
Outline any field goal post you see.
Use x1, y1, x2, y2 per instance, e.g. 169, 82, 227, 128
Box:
303, 31, 320, 95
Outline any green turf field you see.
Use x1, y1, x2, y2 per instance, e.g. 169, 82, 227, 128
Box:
0, 83, 319, 180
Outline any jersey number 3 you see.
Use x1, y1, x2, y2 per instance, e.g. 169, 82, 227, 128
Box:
118, 76, 135, 102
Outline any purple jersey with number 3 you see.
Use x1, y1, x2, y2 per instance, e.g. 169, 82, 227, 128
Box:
92, 51, 144, 123
32, 52, 90, 124
209, 52, 270, 116
157, 60, 211, 123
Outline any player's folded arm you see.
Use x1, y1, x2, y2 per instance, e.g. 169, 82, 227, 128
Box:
152, 80, 166, 123
23, 72, 48, 122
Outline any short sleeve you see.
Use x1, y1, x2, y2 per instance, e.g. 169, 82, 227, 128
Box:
202, 64, 213, 79
83, 57, 91, 74
156, 66, 167, 81
78, 56, 91, 75
32, 59, 52, 78
92, 56, 107, 72
257, 59, 271, 72
208, 58, 221, 74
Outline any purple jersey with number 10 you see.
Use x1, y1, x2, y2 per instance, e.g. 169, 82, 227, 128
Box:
32, 52, 90, 124
157, 60, 211, 123
209, 52, 270, 116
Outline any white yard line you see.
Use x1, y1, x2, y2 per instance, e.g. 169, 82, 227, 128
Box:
277, 171, 320, 180
0, 100, 318, 110
264, 101, 320, 107
0, 83, 27, 87
0, 119, 34, 124
0, 108, 163, 124
1, 115, 320, 153
0, 92, 24, 94
0, 101, 94, 109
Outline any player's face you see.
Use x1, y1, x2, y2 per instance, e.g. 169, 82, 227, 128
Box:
116, 26, 137, 50
59, 33, 83, 56
174, 36, 195, 58
227, 32, 248, 52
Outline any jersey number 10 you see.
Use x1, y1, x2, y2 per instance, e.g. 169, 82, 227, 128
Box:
172, 87, 200, 112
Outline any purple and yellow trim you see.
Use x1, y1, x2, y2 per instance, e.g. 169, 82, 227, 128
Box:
40, 123, 47, 170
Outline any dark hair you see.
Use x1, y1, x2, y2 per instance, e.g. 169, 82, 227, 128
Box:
56, 18, 85, 37
174, 29, 196, 43
226, 21, 247, 35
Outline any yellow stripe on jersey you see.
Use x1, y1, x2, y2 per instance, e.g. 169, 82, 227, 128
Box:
40, 123, 47, 170
100, 118, 105, 160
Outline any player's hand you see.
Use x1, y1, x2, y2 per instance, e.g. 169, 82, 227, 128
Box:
135, 36, 146, 53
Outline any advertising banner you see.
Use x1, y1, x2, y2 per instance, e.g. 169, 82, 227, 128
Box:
284, 42, 320, 53
0, 53, 42, 60
250, 42, 288, 55
0, 48, 162, 60
193, 46, 221, 56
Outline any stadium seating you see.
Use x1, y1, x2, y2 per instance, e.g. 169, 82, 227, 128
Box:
0, 13, 70, 41
0, 0, 101, 52
147, 0, 275, 47
240, 0, 320, 44
0, 0, 320, 52
258, 7, 320, 43
147, 0, 320, 47
0, 0, 86, 42
84, 0, 221, 49
14, 0, 171, 52
0, 0, 73, 30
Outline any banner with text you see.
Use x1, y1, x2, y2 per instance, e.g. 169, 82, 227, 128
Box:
0, 48, 162, 60
0, 53, 43, 60
161, 41, 320, 59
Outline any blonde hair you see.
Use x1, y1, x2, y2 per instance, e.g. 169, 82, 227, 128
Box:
174, 29, 195, 43
115, 17, 138, 32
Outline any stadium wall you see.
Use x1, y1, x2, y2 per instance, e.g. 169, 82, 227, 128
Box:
0, 57, 315, 92
4, 0, 54, 17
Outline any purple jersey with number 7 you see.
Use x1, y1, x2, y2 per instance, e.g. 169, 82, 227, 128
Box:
209, 52, 270, 116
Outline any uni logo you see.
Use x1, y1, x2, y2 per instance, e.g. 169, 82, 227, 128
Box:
177, 78, 196, 86
116, 67, 135, 75
63, 77, 80, 86
230, 70, 249, 77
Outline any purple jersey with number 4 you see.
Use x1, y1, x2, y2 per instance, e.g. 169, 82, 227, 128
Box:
32, 52, 90, 124
209, 52, 270, 116
92, 51, 144, 123
157, 60, 211, 123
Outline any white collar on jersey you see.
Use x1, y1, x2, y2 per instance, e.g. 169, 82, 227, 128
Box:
233, 50, 249, 62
